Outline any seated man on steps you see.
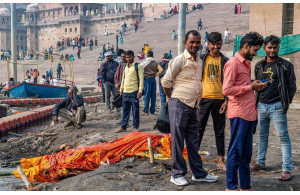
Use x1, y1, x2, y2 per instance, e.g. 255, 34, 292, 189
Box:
53, 87, 85, 129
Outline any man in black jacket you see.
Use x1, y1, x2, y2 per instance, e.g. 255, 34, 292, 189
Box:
100, 51, 119, 112
53, 87, 85, 129
251, 35, 296, 181
197, 32, 229, 171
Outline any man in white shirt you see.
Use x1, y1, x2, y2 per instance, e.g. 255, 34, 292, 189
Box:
224, 28, 231, 44
162, 30, 218, 186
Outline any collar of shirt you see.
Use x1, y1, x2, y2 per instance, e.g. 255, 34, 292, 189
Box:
128, 62, 135, 67
183, 49, 200, 62
235, 52, 250, 69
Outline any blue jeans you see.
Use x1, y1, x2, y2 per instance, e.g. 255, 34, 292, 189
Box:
256, 101, 292, 172
159, 78, 166, 105
227, 117, 255, 190
121, 91, 139, 130
143, 77, 156, 114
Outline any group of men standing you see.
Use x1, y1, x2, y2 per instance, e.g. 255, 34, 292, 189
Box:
161, 30, 296, 190
98, 48, 167, 133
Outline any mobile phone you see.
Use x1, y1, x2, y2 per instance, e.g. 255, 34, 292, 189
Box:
263, 79, 273, 84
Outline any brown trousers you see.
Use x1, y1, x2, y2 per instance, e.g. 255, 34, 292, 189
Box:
59, 106, 85, 125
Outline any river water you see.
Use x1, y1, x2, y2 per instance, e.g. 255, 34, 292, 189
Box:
0, 108, 52, 191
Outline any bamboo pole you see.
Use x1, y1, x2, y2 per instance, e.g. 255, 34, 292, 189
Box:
17, 165, 33, 190
71, 61, 74, 82
23, 64, 25, 80
63, 60, 66, 85
147, 137, 154, 164
69, 60, 72, 82
6, 57, 10, 83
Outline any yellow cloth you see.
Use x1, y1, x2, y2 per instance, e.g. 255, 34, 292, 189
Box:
120, 62, 144, 93
144, 46, 150, 54
202, 55, 224, 99
161, 49, 203, 108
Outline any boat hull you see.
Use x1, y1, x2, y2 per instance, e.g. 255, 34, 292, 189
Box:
8, 81, 69, 98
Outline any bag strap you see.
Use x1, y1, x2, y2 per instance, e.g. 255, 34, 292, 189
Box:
134, 63, 140, 88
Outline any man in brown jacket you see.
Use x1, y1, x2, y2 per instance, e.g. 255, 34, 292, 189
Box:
140, 51, 163, 114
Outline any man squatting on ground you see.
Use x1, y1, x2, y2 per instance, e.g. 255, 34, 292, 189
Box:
197, 32, 229, 171
115, 50, 144, 133
251, 35, 296, 181
162, 30, 218, 186
53, 87, 85, 129
223, 32, 265, 190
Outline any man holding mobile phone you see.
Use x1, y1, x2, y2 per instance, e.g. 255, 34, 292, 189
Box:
251, 35, 297, 181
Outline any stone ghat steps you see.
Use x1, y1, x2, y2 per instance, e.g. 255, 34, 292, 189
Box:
0, 95, 102, 134
0, 95, 102, 106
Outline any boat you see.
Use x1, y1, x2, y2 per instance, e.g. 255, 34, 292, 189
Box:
8, 81, 69, 98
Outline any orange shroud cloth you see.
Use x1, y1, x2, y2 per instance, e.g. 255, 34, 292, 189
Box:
13, 132, 209, 184
13, 132, 163, 184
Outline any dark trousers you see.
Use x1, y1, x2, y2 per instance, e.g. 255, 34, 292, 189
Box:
197, 98, 225, 156
104, 82, 117, 110
34, 78, 37, 83
226, 117, 255, 190
121, 91, 139, 130
143, 77, 156, 114
168, 98, 208, 179
101, 86, 105, 103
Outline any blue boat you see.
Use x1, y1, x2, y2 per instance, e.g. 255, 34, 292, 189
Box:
8, 81, 69, 98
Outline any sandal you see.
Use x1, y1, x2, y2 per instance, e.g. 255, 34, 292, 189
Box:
115, 128, 126, 133
278, 172, 293, 181
217, 164, 227, 172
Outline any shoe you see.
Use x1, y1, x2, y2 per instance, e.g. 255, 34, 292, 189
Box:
170, 176, 188, 186
250, 163, 263, 171
278, 171, 293, 181
115, 128, 126, 133
133, 128, 139, 132
75, 124, 82, 129
192, 174, 218, 182
64, 122, 74, 128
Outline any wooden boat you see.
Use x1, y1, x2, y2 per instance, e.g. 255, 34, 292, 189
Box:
8, 81, 69, 98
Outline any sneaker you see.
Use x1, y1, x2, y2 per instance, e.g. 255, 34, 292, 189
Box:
170, 176, 188, 186
192, 174, 218, 182
250, 163, 263, 171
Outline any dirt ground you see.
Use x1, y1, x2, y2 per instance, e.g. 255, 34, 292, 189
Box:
1, 3, 300, 191
1, 91, 300, 191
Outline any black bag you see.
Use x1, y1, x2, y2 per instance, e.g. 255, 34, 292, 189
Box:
112, 94, 122, 108
155, 103, 170, 133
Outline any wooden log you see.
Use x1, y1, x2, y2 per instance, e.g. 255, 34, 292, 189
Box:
147, 137, 154, 164
34, 133, 58, 137
17, 165, 34, 190
8, 132, 25, 137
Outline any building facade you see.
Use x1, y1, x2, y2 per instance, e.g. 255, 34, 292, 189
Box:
250, 3, 300, 87
0, 3, 143, 52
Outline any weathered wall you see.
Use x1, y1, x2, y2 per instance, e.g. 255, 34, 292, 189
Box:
250, 3, 283, 37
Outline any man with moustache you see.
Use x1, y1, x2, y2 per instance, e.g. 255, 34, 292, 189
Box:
197, 32, 229, 171
251, 35, 296, 181
223, 32, 265, 191
162, 30, 218, 186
